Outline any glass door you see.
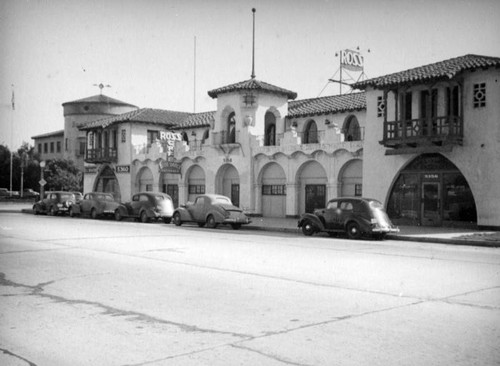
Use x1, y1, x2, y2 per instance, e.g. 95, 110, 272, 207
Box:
421, 182, 441, 226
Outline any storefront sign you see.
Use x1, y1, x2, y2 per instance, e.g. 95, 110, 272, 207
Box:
85, 166, 97, 174
340, 49, 364, 71
159, 159, 181, 174
423, 173, 439, 181
115, 165, 130, 173
160, 131, 182, 157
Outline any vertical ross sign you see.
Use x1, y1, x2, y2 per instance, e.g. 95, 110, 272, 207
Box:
340, 49, 364, 71
159, 131, 182, 174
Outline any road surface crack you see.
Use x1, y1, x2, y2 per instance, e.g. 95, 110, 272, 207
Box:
0, 347, 38, 366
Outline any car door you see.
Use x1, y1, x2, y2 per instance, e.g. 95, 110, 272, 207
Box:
128, 194, 142, 216
191, 196, 206, 222
338, 200, 355, 227
81, 193, 92, 214
323, 200, 342, 230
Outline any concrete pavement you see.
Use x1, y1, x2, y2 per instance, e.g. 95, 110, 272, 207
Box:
1, 200, 499, 247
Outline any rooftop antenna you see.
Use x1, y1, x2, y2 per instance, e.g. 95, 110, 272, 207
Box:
93, 83, 111, 95
251, 8, 256, 79
194, 36, 197, 113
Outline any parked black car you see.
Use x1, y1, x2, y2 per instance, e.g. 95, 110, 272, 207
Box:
115, 192, 174, 223
33, 191, 81, 216
298, 197, 399, 240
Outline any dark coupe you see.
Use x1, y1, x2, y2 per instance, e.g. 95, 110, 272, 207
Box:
172, 194, 251, 229
298, 197, 399, 240
33, 191, 81, 216
114, 192, 174, 223
70, 192, 121, 219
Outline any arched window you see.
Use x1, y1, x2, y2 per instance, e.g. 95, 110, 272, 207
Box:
343, 116, 361, 141
304, 120, 318, 144
227, 112, 236, 143
182, 132, 189, 143
264, 111, 276, 146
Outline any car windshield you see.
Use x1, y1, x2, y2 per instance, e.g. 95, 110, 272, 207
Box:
215, 197, 232, 204
60, 194, 73, 200
97, 194, 114, 201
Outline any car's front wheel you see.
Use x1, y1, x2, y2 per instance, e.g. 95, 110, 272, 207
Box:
206, 215, 218, 229
163, 217, 172, 224
346, 222, 362, 240
173, 212, 182, 226
231, 224, 241, 230
114, 210, 123, 221
91, 208, 98, 220
33, 205, 39, 215
69, 207, 75, 218
301, 220, 316, 236
140, 211, 150, 223
48, 206, 56, 216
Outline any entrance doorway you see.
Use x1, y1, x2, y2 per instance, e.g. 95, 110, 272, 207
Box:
422, 182, 441, 226
305, 185, 326, 213
231, 184, 240, 207
165, 184, 179, 208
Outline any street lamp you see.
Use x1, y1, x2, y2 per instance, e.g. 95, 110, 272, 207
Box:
39, 160, 46, 198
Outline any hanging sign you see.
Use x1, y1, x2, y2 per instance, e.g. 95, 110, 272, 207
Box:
160, 131, 182, 157
159, 159, 181, 174
340, 49, 364, 71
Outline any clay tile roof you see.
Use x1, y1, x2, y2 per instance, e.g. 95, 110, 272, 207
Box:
353, 54, 500, 90
176, 111, 215, 129
62, 94, 138, 108
208, 78, 297, 100
78, 108, 191, 130
31, 129, 64, 139
287, 92, 366, 118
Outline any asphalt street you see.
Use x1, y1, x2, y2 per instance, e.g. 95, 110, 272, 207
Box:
1, 212, 499, 366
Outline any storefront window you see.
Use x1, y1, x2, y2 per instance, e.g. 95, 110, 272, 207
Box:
387, 174, 419, 222
443, 173, 476, 222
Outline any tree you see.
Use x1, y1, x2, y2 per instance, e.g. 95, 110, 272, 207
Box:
44, 159, 83, 192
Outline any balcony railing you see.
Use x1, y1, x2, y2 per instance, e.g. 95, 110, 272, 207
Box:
85, 148, 117, 163
382, 116, 463, 148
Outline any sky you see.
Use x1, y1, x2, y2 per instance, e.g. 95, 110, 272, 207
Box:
1, 0, 499, 149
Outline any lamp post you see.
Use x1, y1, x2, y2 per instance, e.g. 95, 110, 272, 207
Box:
39, 160, 46, 198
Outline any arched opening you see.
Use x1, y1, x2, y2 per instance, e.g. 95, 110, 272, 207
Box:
137, 167, 154, 192
182, 132, 189, 144
227, 112, 236, 143
264, 111, 276, 146
339, 159, 363, 197
304, 120, 318, 144
260, 162, 286, 217
202, 129, 210, 144
387, 153, 477, 227
93, 165, 121, 201
215, 164, 240, 206
186, 165, 206, 202
297, 160, 327, 213
343, 115, 361, 141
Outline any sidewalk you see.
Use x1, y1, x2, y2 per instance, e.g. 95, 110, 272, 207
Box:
1, 201, 499, 247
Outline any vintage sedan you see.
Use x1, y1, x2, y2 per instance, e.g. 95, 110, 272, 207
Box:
172, 194, 251, 229
298, 197, 399, 240
33, 191, 80, 216
70, 192, 121, 219
115, 192, 174, 223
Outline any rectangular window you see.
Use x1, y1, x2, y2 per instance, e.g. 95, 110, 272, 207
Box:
420, 89, 438, 119
121, 129, 126, 143
79, 141, 86, 156
377, 96, 385, 117
262, 185, 286, 195
188, 185, 205, 194
447, 86, 460, 117
44, 142, 48, 153
112, 130, 117, 148
146, 184, 152, 192
404, 92, 412, 121
65, 138, 68, 151
473, 83, 486, 108
38, 143, 42, 153
50, 142, 54, 153
56, 141, 61, 153
354, 184, 362, 197
147, 130, 160, 146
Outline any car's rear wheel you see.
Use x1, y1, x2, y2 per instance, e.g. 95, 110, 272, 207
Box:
163, 217, 172, 224
33, 205, 39, 215
347, 222, 362, 240
206, 215, 218, 229
91, 208, 98, 220
114, 210, 123, 221
48, 206, 56, 216
140, 211, 150, 223
69, 207, 75, 217
231, 224, 242, 230
173, 212, 182, 226
301, 220, 316, 236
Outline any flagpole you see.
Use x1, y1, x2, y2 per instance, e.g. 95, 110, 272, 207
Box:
10, 85, 14, 197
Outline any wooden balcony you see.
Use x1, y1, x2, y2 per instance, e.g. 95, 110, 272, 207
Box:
381, 116, 463, 155
85, 148, 118, 163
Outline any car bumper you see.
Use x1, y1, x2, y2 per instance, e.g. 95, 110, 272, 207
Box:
371, 227, 400, 233
223, 218, 252, 224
